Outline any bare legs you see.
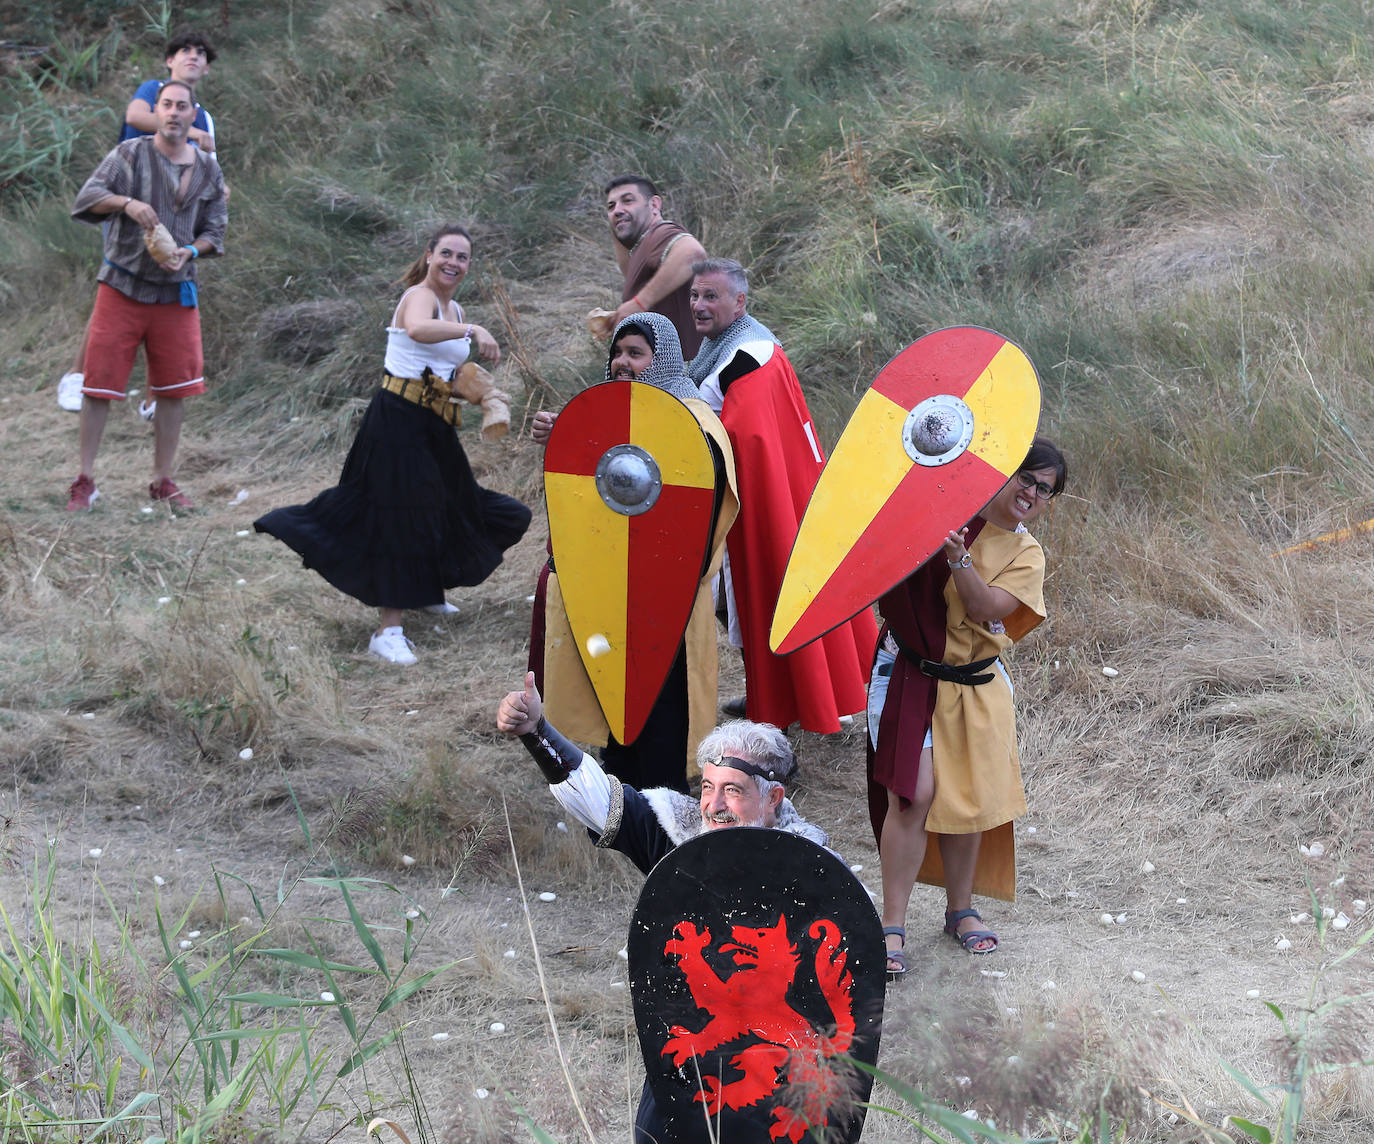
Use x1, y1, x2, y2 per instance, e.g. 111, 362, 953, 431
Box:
377, 607, 403, 634
878, 745, 997, 964
77, 396, 111, 476
939, 832, 994, 952
879, 745, 934, 973
151, 395, 184, 483
77, 393, 185, 485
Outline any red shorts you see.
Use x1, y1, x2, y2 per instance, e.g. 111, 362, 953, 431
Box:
82, 282, 206, 401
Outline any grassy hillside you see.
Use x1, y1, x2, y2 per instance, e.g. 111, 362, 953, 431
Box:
1, 0, 1372, 1141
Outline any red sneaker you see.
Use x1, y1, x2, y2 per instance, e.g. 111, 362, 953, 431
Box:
149, 478, 194, 509
66, 473, 100, 511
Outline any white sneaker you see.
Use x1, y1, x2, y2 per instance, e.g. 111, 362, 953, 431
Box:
57, 372, 84, 411
138, 399, 157, 422
422, 601, 459, 615
369, 626, 417, 665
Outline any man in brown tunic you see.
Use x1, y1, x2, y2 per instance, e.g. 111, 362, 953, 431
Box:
602, 175, 706, 359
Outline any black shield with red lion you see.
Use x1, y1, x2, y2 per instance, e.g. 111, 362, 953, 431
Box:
628, 828, 885, 1144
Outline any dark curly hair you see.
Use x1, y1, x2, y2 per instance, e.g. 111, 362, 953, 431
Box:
164, 26, 217, 65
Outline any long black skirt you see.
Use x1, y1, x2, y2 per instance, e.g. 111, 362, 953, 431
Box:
255, 389, 531, 609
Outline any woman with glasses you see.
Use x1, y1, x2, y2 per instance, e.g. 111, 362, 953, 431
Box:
867, 437, 1067, 976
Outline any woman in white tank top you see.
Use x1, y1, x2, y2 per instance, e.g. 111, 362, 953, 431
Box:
385, 230, 500, 378
255, 225, 531, 664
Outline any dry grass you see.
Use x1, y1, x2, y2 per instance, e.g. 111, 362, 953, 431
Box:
3, 285, 1373, 1141
4, 0, 1374, 1138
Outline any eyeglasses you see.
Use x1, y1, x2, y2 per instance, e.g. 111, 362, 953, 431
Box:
1015, 471, 1059, 500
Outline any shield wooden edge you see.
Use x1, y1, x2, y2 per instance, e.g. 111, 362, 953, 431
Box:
628, 829, 885, 1144
770, 327, 1042, 656
545, 381, 717, 744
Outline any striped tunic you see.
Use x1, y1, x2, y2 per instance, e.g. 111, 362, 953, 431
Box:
72, 136, 226, 305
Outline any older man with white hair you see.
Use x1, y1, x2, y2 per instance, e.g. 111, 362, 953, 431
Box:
498, 670, 862, 1144
686, 258, 876, 735
496, 671, 828, 873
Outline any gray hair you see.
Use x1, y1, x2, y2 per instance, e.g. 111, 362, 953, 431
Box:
691, 258, 748, 296
697, 719, 795, 798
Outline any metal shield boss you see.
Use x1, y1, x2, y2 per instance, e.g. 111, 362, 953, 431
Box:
544, 381, 717, 745
770, 326, 1042, 655
629, 829, 885, 1144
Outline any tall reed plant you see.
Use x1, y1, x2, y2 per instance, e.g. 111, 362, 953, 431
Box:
0, 804, 466, 1143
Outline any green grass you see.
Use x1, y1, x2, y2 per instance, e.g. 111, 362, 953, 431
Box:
0, 813, 467, 1144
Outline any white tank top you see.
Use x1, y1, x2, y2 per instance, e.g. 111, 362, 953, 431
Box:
383, 287, 471, 380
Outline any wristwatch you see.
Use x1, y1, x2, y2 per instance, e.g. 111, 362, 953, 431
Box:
947, 552, 972, 569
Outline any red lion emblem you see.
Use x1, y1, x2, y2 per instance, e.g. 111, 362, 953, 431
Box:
662, 912, 856, 1142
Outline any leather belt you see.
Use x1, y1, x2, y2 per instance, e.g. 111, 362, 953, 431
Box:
888, 629, 998, 686
914, 655, 998, 685
382, 369, 462, 426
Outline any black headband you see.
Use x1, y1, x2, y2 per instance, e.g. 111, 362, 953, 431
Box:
715, 753, 796, 784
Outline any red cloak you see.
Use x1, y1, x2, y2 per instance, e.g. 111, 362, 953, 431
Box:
719, 344, 877, 732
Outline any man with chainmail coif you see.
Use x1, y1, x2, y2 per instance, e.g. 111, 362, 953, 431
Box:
529, 312, 738, 793
686, 259, 877, 734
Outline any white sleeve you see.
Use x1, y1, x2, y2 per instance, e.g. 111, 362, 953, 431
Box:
698, 371, 724, 412
549, 753, 613, 833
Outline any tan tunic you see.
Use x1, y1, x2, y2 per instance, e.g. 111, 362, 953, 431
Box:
917, 524, 1045, 900
542, 398, 739, 769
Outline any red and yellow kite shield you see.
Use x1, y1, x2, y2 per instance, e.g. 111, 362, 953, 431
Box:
770, 327, 1041, 656
545, 381, 718, 745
